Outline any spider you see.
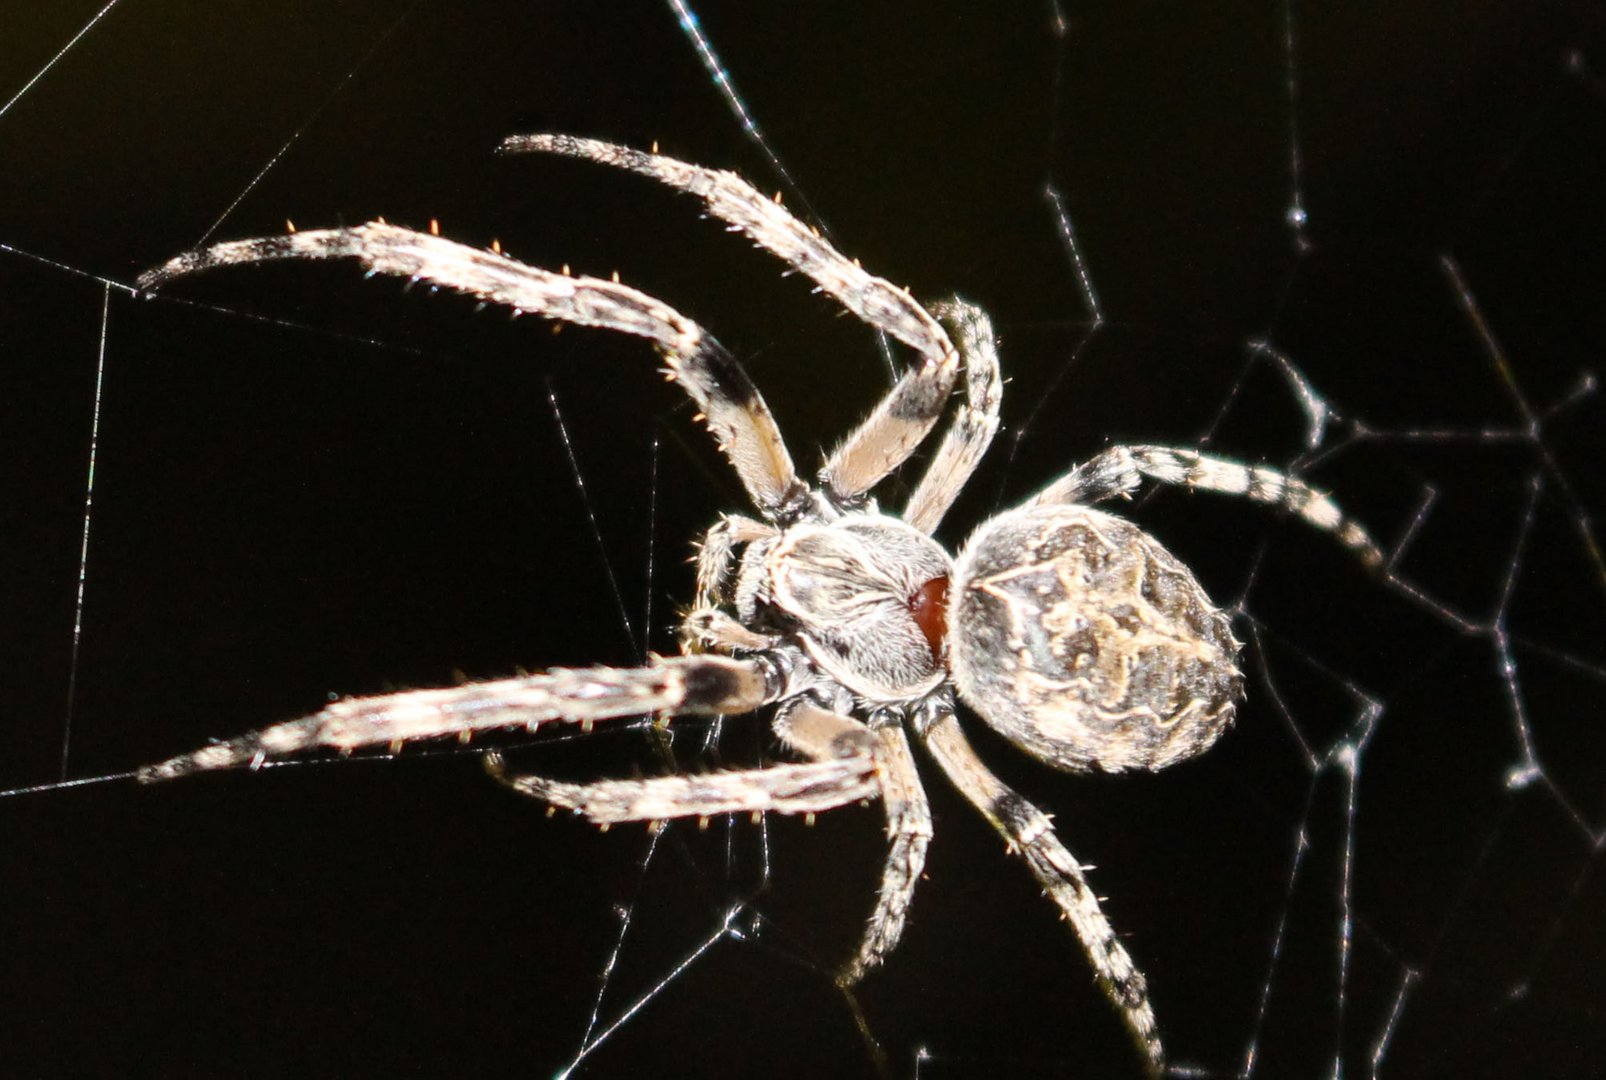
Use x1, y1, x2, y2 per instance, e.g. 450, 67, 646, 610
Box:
136, 134, 1383, 1076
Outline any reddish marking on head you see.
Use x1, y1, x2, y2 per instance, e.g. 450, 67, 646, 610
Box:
909, 575, 950, 661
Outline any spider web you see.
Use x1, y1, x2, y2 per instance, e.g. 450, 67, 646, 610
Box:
2, 2, 1603, 1077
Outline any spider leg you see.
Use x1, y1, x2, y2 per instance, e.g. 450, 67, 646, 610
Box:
484, 697, 889, 826
769, 699, 933, 982
901, 299, 1004, 533
913, 698, 1165, 1078
501, 134, 961, 505
483, 752, 877, 825
136, 655, 777, 783
1029, 443, 1383, 568
138, 224, 807, 518
838, 712, 932, 985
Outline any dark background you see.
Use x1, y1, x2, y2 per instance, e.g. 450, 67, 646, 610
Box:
2, 3, 1603, 1078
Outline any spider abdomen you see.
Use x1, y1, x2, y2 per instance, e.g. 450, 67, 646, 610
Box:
949, 504, 1243, 772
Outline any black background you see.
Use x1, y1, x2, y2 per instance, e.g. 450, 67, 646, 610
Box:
2, 3, 1603, 1078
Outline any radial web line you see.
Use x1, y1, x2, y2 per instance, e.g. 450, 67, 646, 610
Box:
196, 2, 426, 246
0, 0, 125, 121
61, 284, 111, 780
545, 377, 636, 655
558, 903, 748, 1079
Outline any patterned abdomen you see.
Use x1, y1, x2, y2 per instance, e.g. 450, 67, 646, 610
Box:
949, 505, 1243, 772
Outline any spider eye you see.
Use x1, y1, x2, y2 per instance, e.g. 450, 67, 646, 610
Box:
908, 575, 950, 660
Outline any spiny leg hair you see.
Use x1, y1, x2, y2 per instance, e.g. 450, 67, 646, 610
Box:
1029, 443, 1384, 568
137, 223, 806, 517
502, 134, 962, 505
915, 700, 1165, 1078
137, 655, 774, 783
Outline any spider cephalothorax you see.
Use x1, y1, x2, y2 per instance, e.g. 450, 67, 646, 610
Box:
136, 134, 1382, 1076
744, 513, 953, 701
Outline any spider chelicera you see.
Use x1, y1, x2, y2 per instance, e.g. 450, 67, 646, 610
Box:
137, 134, 1383, 1075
